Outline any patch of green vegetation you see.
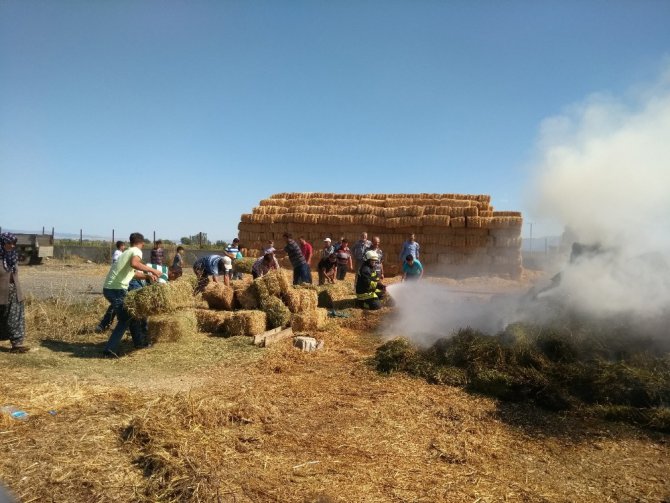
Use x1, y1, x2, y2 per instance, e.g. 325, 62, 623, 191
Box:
374, 324, 670, 432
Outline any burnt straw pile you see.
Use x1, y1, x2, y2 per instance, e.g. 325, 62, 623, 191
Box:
375, 323, 670, 432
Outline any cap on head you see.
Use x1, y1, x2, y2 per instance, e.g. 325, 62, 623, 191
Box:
264, 247, 276, 255
324, 238, 331, 242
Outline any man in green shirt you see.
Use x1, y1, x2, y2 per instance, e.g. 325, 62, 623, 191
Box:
102, 232, 164, 357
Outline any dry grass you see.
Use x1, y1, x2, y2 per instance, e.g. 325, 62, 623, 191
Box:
1, 277, 669, 503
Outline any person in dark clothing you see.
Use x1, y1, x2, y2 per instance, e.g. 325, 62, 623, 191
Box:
150, 240, 164, 266
0, 233, 29, 353
317, 253, 338, 285
283, 233, 312, 285
355, 250, 386, 310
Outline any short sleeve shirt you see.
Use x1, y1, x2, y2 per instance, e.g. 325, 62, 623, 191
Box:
104, 247, 143, 290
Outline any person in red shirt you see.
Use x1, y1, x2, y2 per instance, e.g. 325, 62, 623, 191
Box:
299, 236, 313, 266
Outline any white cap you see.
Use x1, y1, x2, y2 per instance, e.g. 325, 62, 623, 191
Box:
264, 247, 276, 255
222, 256, 233, 270
324, 237, 332, 242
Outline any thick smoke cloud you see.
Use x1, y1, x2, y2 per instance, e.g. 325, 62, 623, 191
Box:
386, 66, 670, 345
530, 66, 670, 317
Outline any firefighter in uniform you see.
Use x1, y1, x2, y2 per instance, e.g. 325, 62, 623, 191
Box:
355, 250, 386, 310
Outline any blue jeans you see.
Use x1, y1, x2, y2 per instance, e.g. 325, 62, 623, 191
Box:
103, 288, 145, 353
292, 263, 312, 285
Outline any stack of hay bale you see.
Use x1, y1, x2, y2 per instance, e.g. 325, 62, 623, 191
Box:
124, 279, 198, 343
194, 270, 329, 337
237, 193, 523, 278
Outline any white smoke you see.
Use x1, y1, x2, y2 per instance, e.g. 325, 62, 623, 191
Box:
530, 65, 670, 317
386, 65, 670, 345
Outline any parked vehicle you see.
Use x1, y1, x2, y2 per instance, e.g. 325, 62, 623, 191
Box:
15, 233, 54, 265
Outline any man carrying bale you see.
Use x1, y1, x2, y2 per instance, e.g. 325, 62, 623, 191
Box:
355, 250, 386, 310
283, 233, 312, 285
192, 254, 230, 293
102, 232, 164, 357
252, 247, 280, 279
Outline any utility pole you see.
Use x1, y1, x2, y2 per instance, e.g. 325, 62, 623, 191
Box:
527, 222, 534, 253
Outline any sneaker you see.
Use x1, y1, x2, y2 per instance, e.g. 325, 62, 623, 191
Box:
9, 346, 30, 354
101, 349, 120, 359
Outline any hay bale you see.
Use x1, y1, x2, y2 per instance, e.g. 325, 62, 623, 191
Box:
125, 280, 195, 319
202, 282, 235, 310
147, 310, 197, 343
260, 296, 291, 329
234, 283, 259, 310
233, 257, 255, 274
253, 269, 290, 301
282, 286, 319, 313
291, 308, 328, 332
317, 282, 356, 309
227, 310, 267, 336
194, 309, 234, 334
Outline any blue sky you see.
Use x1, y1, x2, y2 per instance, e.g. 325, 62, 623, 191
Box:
1, 0, 669, 242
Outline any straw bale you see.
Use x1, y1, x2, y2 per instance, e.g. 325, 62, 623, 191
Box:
260, 296, 292, 329
463, 207, 479, 217
291, 308, 329, 332
194, 308, 234, 333
492, 211, 522, 217
317, 282, 356, 309
465, 235, 489, 248
240, 213, 253, 223
438, 198, 472, 207
421, 215, 450, 226
466, 216, 484, 228
227, 310, 267, 336
233, 257, 255, 274
450, 217, 466, 228
125, 280, 195, 319
202, 282, 235, 310
233, 282, 259, 310
253, 269, 291, 301
147, 310, 198, 343
282, 286, 319, 313
489, 216, 523, 228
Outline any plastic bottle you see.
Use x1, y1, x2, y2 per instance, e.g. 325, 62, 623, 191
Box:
0, 406, 29, 420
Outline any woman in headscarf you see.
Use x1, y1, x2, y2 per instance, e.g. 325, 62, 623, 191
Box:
0, 233, 29, 353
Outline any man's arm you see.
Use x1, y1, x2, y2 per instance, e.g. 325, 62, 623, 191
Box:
130, 255, 162, 278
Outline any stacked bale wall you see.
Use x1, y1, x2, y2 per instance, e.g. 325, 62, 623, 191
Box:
237, 193, 523, 278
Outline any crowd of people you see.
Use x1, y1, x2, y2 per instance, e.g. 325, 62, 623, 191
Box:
0, 230, 424, 355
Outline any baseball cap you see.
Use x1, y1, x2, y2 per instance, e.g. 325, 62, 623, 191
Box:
222, 256, 233, 270
264, 247, 276, 255
324, 237, 332, 242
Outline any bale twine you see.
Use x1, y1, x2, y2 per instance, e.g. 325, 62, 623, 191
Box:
227, 310, 267, 336
260, 296, 291, 329
124, 280, 195, 319
282, 286, 319, 313
147, 310, 198, 343
202, 283, 235, 310
291, 308, 328, 332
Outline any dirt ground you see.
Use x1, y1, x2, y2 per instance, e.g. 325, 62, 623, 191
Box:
1, 262, 669, 502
